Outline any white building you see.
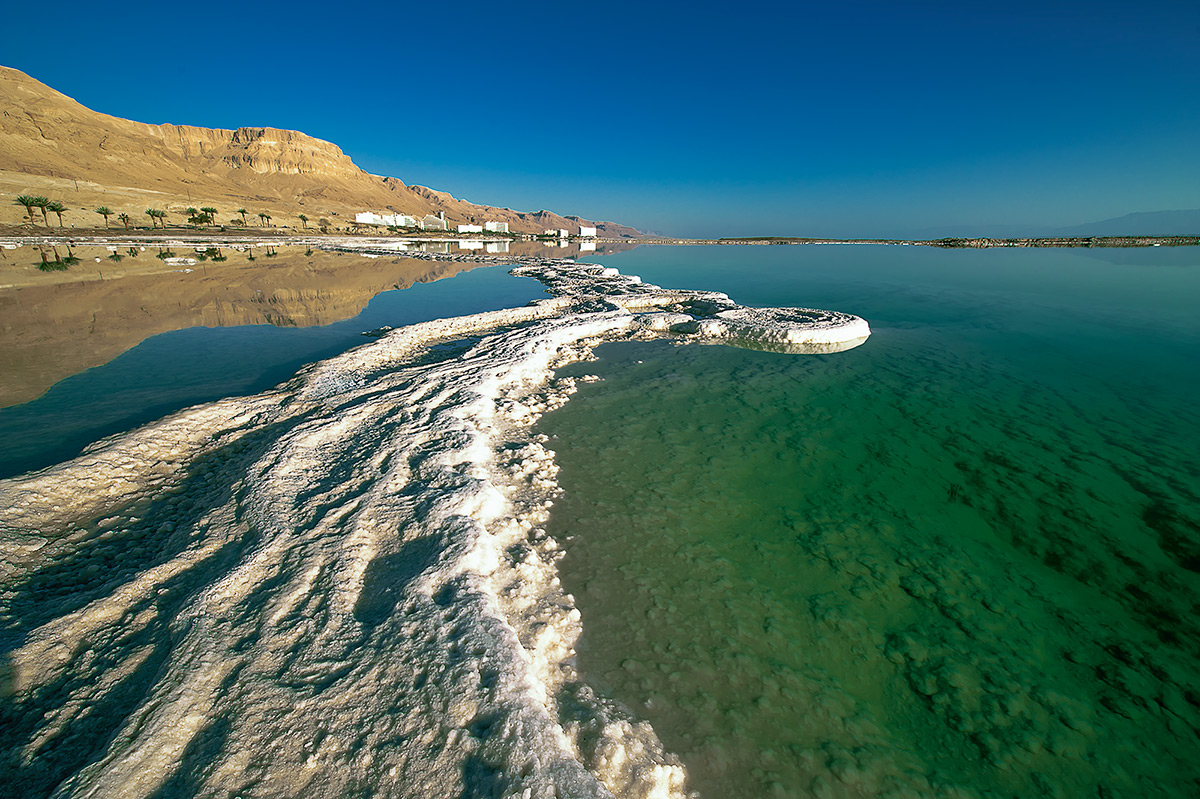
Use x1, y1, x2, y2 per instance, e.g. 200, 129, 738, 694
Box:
457, 240, 484, 250
486, 241, 510, 254
579, 226, 597, 238
356, 211, 418, 228
457, 224, 484, 234
580, 240, 596, 252
421, 213, 448, 231
484, 221, 509, 233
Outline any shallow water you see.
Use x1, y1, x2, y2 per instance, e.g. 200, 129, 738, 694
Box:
545, 245, 1200, 797
0, 261, 545, 478
2, 243, 1196, 798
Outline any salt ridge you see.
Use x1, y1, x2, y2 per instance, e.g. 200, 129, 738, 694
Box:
0, 258, 868, 798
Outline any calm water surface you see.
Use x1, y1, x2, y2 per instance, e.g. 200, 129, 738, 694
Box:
5, 243, 1197, 797
545, 245, 1200, 797
0, 264, 545, 478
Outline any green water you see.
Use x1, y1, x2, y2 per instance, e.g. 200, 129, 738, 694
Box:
543, 246, 1200, 798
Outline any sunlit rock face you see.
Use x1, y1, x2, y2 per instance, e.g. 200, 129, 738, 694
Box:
0, 66, 640, 236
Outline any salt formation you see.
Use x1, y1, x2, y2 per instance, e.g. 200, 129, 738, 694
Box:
0, 258, 868, 798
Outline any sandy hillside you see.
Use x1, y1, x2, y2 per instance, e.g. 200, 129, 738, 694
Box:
0, 66, 642, 237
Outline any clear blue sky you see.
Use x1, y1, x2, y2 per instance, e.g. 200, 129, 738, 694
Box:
4, 0, 1198, 237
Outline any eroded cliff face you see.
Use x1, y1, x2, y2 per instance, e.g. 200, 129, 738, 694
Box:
219, 127, 363, 176
0, 66, 641, 236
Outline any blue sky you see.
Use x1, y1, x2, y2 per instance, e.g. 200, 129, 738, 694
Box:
3, 0, 1198, 237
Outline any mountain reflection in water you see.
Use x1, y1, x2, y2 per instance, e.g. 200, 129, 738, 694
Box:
0, 245, 484, 408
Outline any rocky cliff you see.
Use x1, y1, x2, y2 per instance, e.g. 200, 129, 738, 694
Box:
0, 66, 641, 237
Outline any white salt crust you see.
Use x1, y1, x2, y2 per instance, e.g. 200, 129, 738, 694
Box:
0, 258, 868, 799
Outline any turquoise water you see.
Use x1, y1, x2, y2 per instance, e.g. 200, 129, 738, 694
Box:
0, 264, 545, 478
545, 245, 1200, 797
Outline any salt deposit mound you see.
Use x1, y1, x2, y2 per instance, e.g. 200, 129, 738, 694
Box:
0, 257, 867, 798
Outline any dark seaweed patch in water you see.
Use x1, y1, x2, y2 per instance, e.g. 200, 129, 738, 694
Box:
540, 325, 1200, 798
1143, 499, 1200, 574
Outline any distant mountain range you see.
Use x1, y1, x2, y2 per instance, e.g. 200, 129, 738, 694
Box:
1051, 210, 1200, 237
0, 66, 643, 237
910, 209, 1200, 240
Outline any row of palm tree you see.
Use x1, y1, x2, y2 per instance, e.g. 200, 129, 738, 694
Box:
35, 245, 80, 272
15, 195, 306, 230
13, 195, 68, 226
183, 206, 221, 227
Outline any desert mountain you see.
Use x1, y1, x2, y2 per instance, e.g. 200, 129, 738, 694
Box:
0, 66, 641, 236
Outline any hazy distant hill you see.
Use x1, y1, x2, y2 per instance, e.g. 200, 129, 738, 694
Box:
1051, 210, 1200, 237
910, 210, 1200, 240
0, 66, 641, 237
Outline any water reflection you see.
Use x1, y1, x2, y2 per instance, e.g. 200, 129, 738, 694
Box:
714, 334, 871, 354
0, 257, 548, 478
360, 238, 639, 260
0, 244, 484, 407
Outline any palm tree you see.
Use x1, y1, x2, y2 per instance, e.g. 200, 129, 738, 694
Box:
32, 196, 51, 225
237, 208, 248, 225
145, 208, 159, 228
14, 195, 40, 225
47, 201, 67, 227
258, 212, 271, 227
185, 206, 199, 218
95, 206, 113, 227
155, 209, 168, 228
298, 213, 308, 229
37, 248, 66, 272
200, 206, 217, 225
118, 212, 131, 230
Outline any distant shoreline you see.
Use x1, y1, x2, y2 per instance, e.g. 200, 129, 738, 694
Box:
2, 232, 1198, 250
673, 235, 1200, 248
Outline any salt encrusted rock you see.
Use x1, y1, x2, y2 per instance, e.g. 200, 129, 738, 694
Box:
511, 261, 871, 353
0, 253, 868, 799
633, 312, 694, 332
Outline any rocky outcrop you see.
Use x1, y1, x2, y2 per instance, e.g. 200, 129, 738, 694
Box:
218, 127, 362, 176
0, 66, 644, 236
